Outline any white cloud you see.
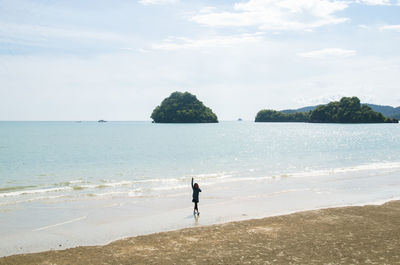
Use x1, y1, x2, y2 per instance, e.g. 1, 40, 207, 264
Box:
0, 22, 136, 44
355, 0, 391, 5
380, 24, 400, 32
298, 48, 356, 59
190, 0, 349, 31
294, 93, 347, 106
199, 6, 217, 13
2, 47, 400, 120
152, 33, 264, 50
138, 0, 178, 5
294, 93, 378, 107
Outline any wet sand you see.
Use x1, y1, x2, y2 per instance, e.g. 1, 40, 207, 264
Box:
1, 200, 400, 265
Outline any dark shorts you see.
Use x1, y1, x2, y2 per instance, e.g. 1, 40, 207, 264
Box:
192, 199, 199, 203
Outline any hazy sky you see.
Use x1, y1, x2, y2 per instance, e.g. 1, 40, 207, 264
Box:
1, 0, 400, 120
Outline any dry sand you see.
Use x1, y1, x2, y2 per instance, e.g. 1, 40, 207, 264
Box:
1, 200, 400, 265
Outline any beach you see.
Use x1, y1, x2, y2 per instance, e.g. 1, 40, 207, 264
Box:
1, 200, 399, 264
1, 122, 400, 257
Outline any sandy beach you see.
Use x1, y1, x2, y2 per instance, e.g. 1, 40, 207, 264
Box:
1, 200, 400, 264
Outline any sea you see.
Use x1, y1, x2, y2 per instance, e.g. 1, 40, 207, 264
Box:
1, 121, 400, 256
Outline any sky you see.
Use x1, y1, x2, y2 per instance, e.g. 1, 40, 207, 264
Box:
0, 0, 400, 121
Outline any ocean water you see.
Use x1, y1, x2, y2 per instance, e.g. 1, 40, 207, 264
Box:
1, 121, 400, 256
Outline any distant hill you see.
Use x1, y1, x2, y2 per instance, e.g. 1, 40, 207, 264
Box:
365, 104, 400, 119
281, 103, 400, 119
280, 106, 319, 114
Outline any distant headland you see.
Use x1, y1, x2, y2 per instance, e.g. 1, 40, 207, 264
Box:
256, 97, 399, 123
151, 91, 218, 123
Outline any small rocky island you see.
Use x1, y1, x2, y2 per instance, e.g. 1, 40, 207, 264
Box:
256, 97, 399, 123
151, 91, 218, 123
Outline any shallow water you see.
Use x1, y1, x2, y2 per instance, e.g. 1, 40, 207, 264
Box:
0, 121, 399, 256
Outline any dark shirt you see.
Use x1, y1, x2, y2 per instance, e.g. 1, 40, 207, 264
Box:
191, 178, 202, 202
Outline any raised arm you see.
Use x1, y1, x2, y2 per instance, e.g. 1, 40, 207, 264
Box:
191, 177, 194, 189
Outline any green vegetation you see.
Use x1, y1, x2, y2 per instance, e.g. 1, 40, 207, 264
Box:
281, 103, 400, 119
255, 110, 309, 122
256, 97, 399, 123
309, 97, 397, 123
151, 91, 218, 123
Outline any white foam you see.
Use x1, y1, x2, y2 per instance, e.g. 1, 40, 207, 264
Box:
92, 191, 127, 197
286, 161, 400, 179
0, 195, 65, 206
97, 181, 134, 187
2, 161, 399, 203
189, 172, 235, 179
0, 187, 73, 197
68, 180, 85, 184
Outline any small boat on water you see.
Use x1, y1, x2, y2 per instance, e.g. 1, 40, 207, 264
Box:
98, 120, 107, 123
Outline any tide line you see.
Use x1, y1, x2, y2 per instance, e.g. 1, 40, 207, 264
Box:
32, 216, 87, 232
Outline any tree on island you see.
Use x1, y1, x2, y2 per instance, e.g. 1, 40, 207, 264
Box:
255, 97, 398, 123
309, 97, 397, 123
255, 109, 309, 122
151, 91, 218, 123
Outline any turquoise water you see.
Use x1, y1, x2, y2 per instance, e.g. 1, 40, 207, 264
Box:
0, 122, 400, 193
1, 121, 400, 256
1, 121, 400, 202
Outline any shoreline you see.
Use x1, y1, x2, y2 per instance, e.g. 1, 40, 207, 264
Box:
1, 178, 398, 258
2, 121, 400, 259
1, 199, 400, 264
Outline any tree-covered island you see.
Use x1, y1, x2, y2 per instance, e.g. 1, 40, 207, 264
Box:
255, 97, 399, 123
151, 91, 218, 123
